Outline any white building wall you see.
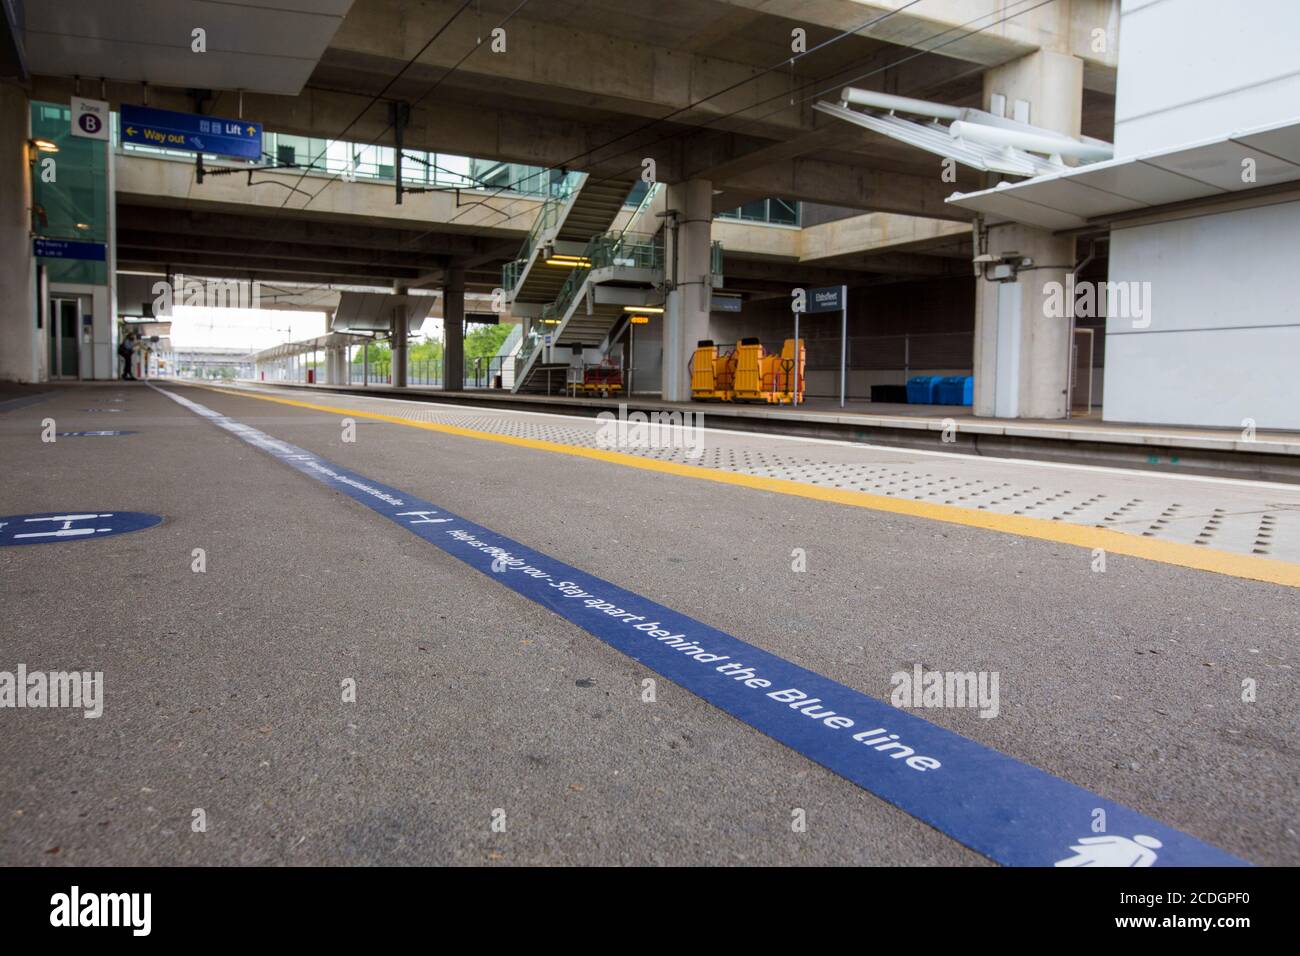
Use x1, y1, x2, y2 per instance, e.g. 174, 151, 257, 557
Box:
1115, 0, 1300, 156
1102, 0, 1300, 430
1103, 198, 1300, 429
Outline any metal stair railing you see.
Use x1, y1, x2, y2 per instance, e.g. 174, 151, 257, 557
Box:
501, 171, 585, 296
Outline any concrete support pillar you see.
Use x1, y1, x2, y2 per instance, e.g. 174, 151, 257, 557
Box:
0, 85, 37, 383
972, 50, 1081, 420
662, 179, 713, 402
442, 268, 465, 391
972, 225, 1076, 419
391, 307, 408, 388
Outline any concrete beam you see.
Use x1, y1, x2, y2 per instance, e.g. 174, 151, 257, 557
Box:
799, 212, 971, 262
723, 257, 882, 287
32, 74, 680, 181
119, 251, 423, 282
114, 151, 537, 236
682, 125, 865, 182
710, 0, 1118, 92
723, 156, 972, 220
328, 0, 808, 137
115, 204, 495, 258
118, 230, 443, 272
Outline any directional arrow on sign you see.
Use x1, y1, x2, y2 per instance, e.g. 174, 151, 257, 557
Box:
126, 127, 136, 135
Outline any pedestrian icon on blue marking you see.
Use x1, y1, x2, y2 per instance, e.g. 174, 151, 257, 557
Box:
397, 510, 453, 525
1055, 834, 1162, 867
0, 511, 162, 546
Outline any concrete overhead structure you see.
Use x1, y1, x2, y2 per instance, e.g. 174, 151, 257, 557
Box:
9, 0, 1126, 407
27, 0, 1039, 218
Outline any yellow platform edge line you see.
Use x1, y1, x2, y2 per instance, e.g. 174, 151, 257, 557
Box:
193, 384, 1300, 590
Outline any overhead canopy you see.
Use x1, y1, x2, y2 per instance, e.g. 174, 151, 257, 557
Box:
330, 292, 436, 335
253, 332, 368, 363
945, 117, 1300, 231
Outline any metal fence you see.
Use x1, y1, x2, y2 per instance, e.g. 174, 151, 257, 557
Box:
345, 358, 513, 390
337, 333, 976, 393
799, 332, 974, 376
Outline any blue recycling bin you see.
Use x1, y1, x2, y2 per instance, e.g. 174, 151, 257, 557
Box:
906, 375, 942, 404
936, 375, 974, 406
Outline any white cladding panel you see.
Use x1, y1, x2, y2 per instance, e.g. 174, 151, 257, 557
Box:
1115, 0, 1300, 156
1103, 199, 1300, 429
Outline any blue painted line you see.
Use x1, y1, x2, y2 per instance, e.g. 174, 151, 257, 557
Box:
0, 392, 55, 413
58, 431, 138, 438
157, 385, 1248, 867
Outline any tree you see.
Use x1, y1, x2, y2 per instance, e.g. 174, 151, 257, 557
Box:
465, 323, 512, 362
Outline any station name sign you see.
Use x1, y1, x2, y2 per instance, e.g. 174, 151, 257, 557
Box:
806, 285, 846, 313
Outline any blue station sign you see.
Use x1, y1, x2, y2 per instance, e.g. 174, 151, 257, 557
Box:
120, 104, 263, 161
34, 238, 106, 261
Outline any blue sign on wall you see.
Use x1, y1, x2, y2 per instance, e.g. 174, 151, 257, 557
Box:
34, 238, 106, 261
120, 104, 263, 161
0, 512, 162, 546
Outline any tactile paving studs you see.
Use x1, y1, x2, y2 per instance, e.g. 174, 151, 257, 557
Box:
331, 393, 1300, 562
1253, 513, 1277, 555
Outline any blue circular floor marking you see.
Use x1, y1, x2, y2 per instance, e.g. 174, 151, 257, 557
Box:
0, 511, 162, 546
57, 431, 137, 437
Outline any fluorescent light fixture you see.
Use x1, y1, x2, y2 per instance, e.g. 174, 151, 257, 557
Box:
545, 258, 588, 267
948, 121, 1112, 162
31, 138, 59, 153
623, 305, 663, 313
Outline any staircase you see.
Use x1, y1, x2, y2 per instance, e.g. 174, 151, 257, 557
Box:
556, 176, 641, 243
512, 225, 664, 394
502, 172, 640, 310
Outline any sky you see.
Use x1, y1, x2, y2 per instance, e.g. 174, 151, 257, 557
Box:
167, 307, 327, 351
166, 307, 443, 351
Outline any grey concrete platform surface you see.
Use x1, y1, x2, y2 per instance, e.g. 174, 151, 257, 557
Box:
230, 382, 1300, 565
243, 378, 1300, 483
1, 384, 1296, 866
